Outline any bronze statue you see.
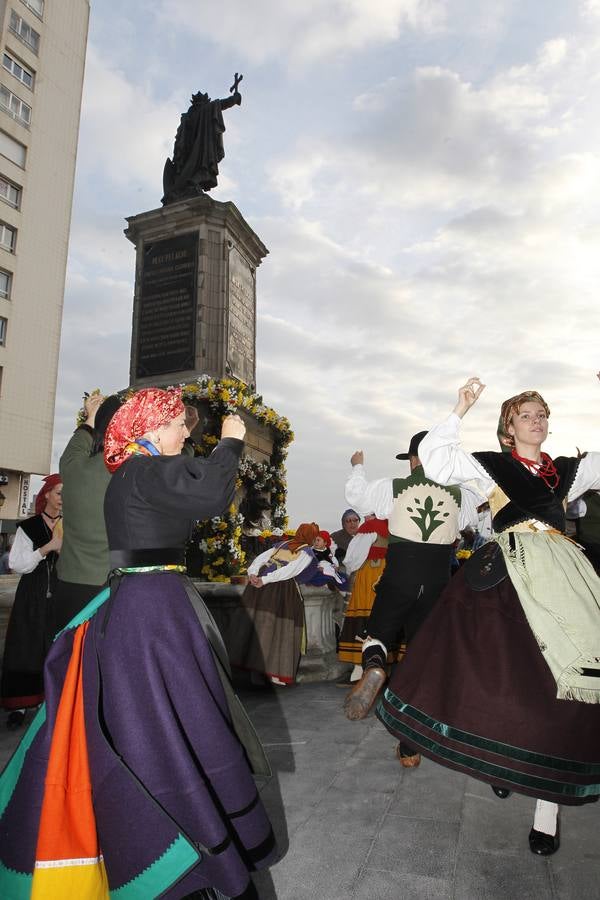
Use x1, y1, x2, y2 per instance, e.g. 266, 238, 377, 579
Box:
162, 73, 243, 204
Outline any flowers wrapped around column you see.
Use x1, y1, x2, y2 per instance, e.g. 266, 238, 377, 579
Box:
183, 377, 293, 580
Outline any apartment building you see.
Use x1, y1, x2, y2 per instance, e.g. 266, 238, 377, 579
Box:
0, 0, 89, 529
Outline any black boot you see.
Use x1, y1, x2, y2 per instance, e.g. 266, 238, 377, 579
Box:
529, 821, 560, 856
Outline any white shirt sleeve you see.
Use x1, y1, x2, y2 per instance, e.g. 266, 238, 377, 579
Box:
345, 465, 394, 518
419, 414, 495, 495
260, 552, 311, 585
8, 527, 43, 575
458, 485, 485, 531
567, 454, 600, 501
342, 532, 378, 574
247, 547, 275, 576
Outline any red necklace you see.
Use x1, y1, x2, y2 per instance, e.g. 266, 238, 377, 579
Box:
511, 449, 559, 490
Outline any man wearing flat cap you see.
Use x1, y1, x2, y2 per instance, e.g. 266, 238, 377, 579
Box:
342, 430, 482, 764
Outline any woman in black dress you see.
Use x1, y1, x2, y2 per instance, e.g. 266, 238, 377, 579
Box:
378, 378, 600, 856
1, 473, 62, 728
0, 388, 277, 899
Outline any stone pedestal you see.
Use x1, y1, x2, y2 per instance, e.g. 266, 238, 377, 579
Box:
125, 195, 268, 390
297, 586, 347, 682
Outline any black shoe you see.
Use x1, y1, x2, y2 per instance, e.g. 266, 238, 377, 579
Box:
529, 824, 560, 856
492, 785, 511, 799
6, 710, 25, 730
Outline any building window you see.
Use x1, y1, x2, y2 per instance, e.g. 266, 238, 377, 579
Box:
21, 0, 44, 19
9, 10, 40, 55
0, 223, 16, 252
0, 177, 21, 209
0, 84, 31, 127
3, 53, 34, 90
0, 269, 12, 298
0, 317, 6, 346
0, 130, 26, 167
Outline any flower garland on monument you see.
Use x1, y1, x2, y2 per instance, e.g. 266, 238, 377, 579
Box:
78, 378, 293, 581
182, 376, 292, 580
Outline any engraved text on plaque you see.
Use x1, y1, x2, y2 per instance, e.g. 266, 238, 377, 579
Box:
136, 233, 198, 378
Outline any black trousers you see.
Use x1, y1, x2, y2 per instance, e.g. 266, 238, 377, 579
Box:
367, 541, 453, 648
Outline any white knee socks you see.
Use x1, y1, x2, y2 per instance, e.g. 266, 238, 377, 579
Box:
533, 799, 558, 835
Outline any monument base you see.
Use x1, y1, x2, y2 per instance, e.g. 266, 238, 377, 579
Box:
125, 194, 268, 390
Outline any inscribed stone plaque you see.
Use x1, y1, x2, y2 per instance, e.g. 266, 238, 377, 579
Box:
227, 246, 255, 384
136, 233, 198, 378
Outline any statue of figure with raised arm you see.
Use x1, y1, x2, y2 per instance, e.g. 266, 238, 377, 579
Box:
162, 73, 243, 204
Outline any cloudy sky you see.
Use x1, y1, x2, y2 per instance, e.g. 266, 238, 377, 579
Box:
52, 0, 600, 530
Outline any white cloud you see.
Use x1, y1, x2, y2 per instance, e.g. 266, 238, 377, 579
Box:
272, 28, 600, 219
76, 45, 179, 196
582, 0, 600, 19
156, 0, 446, 66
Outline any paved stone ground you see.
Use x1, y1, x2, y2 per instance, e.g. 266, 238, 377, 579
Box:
1, 682, 598, 899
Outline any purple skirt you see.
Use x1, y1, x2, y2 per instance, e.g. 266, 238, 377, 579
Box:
0, 573, 278, 898
377, 565, 600, 806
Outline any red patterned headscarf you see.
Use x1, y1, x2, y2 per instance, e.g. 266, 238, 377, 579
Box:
35, 474, 62, 514
104, 388, 185, 473
498, 390, 550, 449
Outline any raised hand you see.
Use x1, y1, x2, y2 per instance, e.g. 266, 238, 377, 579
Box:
221, 414, 246, 441
453, 377, 486, 418
351, 450, 364, 467
84, 392, 105, 427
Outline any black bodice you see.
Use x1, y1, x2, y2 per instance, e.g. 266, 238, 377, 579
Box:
103, 438, 243, 551
473, 452, 580, 533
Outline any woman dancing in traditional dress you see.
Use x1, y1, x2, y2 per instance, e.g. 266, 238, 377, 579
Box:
1, 474, 62, 728
377, 378, 600, 855
0, 388, 277, 899
229, 523, 320, 685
